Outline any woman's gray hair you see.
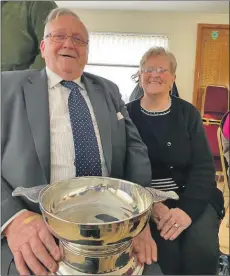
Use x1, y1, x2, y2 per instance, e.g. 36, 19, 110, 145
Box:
139, 46, 177, 74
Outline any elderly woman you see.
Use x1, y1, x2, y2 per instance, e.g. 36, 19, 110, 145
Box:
126, 47, 224, 275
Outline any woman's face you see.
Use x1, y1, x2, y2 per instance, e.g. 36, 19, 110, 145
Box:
139, 55, 176, 96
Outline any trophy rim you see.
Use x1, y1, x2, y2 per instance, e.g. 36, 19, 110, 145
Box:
38, 176, 153, 226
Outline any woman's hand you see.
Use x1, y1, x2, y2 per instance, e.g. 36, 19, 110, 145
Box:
151, 202, 170, 224
157, 208, 192, 240
132, 223, 157, 266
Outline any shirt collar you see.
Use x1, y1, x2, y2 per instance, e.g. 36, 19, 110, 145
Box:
46, 67, 84, 90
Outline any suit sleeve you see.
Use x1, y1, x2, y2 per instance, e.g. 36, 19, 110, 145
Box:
110, 84, 152, 187
1, 73, 29, 227
177, 106, 217, 221
28, 1, 58, 69
1, 177, 27, 227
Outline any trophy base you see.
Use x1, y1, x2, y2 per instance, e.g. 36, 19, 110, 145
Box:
56, 239, 142, 275
52, 259, 144, 275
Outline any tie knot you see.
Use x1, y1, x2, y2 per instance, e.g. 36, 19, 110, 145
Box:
61, 80, 80, 90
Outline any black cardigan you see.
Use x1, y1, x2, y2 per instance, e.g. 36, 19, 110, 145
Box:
126, 96, 224, 221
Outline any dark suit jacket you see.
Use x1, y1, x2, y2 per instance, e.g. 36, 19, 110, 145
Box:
1, 69, 152, 274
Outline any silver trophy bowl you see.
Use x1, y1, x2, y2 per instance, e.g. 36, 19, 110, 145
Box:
13, 177, 179, 275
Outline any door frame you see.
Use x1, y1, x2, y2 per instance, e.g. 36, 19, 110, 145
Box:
192, 23, 229, 108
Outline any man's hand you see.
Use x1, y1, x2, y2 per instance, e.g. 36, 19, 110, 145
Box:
132, 223, 157, 265
157, 208, 192, 241
4, 211, 61, 275
151, 202, 170, 224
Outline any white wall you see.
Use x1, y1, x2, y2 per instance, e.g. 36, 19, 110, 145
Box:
73, 9, 229, 102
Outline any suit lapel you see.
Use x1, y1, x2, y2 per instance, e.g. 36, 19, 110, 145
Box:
23, 69, 50, 183
82, 74, 112, 174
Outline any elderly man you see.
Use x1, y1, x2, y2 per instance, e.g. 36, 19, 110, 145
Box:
1, 7, 162, 276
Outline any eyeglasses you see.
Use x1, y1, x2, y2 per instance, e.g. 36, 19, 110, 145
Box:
141, 67, 169, 74
45, 32, 89, 46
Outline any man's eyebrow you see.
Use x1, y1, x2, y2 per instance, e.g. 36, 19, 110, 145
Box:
72, 32, 85, 37
50, 29, 85, 36
50, 28, 66, 32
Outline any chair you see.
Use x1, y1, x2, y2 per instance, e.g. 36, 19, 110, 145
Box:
201, 85, 229, 124
217, 127, 229, 192
203, 122, 223, 181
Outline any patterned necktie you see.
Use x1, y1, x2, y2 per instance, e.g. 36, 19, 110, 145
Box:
61, 80, 102, 177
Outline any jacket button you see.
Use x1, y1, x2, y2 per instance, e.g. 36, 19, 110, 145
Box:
167, 142, 171, 147
170, 166, 173, 169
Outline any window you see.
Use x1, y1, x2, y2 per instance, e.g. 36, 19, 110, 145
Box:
85, 32, 169, 103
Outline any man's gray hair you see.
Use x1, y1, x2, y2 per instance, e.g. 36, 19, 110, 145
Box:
43, 7, 88, 38
44, 7, 80, 25
139, 46, 177, 74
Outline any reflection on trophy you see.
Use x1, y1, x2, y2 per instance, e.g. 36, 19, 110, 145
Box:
12, 177, 179, 275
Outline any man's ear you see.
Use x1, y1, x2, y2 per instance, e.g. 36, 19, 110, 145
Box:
40, 40, 45, 59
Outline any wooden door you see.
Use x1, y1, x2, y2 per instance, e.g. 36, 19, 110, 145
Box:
193, 24, 229, 112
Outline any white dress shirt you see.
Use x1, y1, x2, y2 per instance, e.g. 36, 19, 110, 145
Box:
47, 67, 108, 182
2, 67, 108, 233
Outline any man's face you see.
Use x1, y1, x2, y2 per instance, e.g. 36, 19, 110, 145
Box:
139, 55, 175, 96
40, 15, 89, 80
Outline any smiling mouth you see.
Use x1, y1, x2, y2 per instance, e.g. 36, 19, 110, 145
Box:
149, 81, 162, 84
60, 54, 76, 59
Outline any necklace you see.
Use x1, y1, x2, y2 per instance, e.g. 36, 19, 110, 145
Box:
140, 97, 172, 116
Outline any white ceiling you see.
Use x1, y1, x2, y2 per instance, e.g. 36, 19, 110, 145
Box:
56, 1, 229, 13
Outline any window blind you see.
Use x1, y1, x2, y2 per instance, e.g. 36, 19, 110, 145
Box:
88, 32, 169, 66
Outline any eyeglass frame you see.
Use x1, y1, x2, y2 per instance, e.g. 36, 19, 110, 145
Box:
141, 67, 169, 74
44, 32, 89, 46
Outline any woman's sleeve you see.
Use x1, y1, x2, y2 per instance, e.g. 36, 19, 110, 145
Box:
177, 106, 217, 222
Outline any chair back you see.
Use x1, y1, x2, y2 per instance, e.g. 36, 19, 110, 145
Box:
204, 123, 220, 156
202, 85, 229, 122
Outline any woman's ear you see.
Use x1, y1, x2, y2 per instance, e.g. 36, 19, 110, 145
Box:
138, 72, 142, 88
170, 74, 176, 89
